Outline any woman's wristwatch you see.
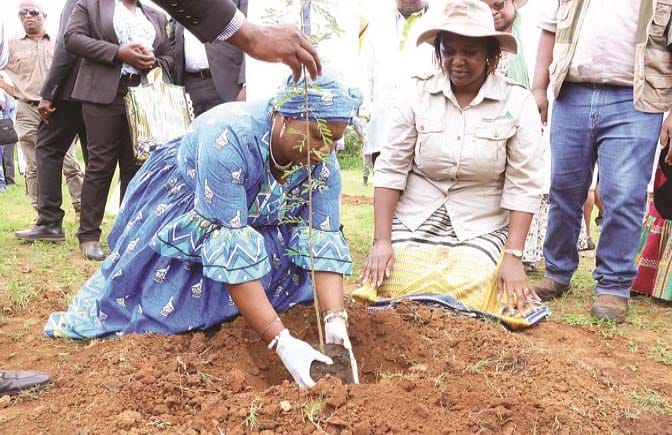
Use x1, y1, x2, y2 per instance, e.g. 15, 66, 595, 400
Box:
503, 248, 524, 259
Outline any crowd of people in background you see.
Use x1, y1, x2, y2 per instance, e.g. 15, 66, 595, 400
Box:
0, 0, 671, 396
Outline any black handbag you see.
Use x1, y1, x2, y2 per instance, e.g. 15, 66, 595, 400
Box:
0, 118, 18, 145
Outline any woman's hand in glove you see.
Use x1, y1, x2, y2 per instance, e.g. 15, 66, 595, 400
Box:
272, 329, 332, 388
325, 315, 352, 350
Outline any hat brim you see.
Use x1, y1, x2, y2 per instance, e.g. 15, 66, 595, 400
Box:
416, 26, 518, 54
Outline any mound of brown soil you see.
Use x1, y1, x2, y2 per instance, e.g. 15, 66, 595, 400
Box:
1, 301, 671, 434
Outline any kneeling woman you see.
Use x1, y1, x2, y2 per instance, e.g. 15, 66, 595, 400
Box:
46, 75, 362, 388
354, 0, 548, 328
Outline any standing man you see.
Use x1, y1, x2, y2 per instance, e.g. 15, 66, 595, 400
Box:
15, 0, 88, 242
0, 10, 52, 398
0, 1, 83, 223
171, 0, 247, 116
531, 0, 672, 322
359, 0, 430, 185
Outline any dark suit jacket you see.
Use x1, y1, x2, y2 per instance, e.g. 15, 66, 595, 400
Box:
65, 0, 174, 105
152, 0, 238, 43
40, 0, 81, 102
170, 0, 246, 103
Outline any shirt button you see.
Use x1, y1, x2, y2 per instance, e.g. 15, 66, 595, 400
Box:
456, 136, 461, 141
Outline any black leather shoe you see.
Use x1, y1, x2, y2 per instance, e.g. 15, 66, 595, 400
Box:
80, 241, 105, 261
15, 224, 65, 242
0, 370, 51, 396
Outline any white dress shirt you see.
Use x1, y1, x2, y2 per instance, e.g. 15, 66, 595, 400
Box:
184, 29, 210, 73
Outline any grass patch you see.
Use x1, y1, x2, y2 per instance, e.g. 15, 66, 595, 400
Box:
631, 390, 672, 416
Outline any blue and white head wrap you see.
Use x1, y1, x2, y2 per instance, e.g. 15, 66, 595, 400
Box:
272, 74, 363, 123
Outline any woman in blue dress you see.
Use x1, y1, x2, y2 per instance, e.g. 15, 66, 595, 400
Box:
45, 75, 362, 388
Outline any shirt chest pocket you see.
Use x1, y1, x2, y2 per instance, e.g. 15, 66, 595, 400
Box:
415, 118, 452, 174
650, 1, 672, 39
416, 119, 446, 155
471, 120, 517, 170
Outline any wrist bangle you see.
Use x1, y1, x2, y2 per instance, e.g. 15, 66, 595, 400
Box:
260, 316, 281, 342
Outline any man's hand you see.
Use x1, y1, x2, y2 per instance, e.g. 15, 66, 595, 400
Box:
531, 88, 549, 126
660, 113, 672, 165
116, 43, 156, 71
37, 99, 55, 124
229, 21, 322, 81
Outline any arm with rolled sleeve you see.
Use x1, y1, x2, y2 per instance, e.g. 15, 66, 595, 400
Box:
500, 92, 545, 214
373, 81, 418, 191
64, 0, 119, 65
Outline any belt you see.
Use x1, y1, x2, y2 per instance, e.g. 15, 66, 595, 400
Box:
186, 69, 212, 79
22, 100, 40, 107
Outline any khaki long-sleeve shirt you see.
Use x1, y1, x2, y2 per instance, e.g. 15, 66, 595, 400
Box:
4, 33, 53, 102
374, 72, 544, 242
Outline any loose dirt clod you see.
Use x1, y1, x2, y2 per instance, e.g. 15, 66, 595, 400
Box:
310, 344, 356, 384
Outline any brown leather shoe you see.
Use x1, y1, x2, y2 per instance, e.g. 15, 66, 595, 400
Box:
590, 295, 628, 323
80, 241, 105, 261
532, 277, 571, 301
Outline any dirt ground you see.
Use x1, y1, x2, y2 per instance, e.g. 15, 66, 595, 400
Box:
1, 191, 672, 433
1, 292, 672, 434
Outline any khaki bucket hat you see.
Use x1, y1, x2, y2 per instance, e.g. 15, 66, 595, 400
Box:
416, 0, 518, 54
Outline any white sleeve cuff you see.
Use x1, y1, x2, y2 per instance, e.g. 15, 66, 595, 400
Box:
216, 10, 246, 41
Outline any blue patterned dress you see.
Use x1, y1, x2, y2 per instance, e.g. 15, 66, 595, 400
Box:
45, 101, 352, 339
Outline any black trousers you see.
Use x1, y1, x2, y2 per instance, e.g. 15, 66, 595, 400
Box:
184, 74, 225, 117
35, 100, 87, 226
78, 80, 140, 243
2, 143, 15, 184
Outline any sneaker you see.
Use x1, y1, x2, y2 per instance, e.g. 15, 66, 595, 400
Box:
590, 294, 628, 323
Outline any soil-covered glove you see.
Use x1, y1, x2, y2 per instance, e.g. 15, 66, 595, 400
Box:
325, 315, 352, 350
324, 310, 359, 384
271, 329, 333, 388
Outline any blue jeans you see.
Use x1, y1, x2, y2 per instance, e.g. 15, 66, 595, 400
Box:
544, 83, 661, 298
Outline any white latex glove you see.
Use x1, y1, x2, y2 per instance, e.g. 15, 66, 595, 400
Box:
273, 329, 333, 388
325, 315, 360, 384
325, 316, 352, 350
